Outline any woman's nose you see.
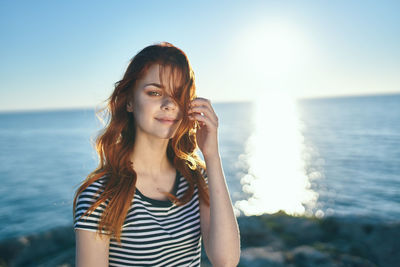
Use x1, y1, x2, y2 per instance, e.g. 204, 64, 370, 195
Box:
161, 95, 177, 110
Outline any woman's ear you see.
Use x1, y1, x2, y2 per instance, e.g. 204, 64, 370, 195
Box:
127, 101, 133, 112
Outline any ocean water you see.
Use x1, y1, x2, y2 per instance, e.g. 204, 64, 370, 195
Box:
0, 93, 399, 241
297, 94, 400, 221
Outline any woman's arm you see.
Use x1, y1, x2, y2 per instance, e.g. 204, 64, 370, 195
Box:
189, 97, 241, 266
75, 229, 110, 267
200, 153, 241, 267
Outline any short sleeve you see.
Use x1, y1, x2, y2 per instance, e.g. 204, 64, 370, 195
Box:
74, 178, 109, 234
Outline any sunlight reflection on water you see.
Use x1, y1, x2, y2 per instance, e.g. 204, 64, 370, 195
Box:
235, 91, 319, 217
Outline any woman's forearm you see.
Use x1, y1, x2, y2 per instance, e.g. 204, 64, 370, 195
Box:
204, 153, 241, 266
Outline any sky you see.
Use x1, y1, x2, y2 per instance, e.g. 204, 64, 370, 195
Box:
0, 0, 399, 112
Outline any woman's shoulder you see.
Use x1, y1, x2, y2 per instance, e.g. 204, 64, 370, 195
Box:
74, 175, 110, 233
77, 175, 110, 200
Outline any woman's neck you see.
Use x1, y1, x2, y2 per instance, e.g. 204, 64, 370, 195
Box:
130, 135, 173, 176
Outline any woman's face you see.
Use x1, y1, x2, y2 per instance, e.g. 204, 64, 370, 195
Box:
127, 64, 184, 140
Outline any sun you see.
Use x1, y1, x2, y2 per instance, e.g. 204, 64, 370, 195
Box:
231, 18, 313, 80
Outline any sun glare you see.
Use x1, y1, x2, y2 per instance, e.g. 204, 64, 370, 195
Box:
228, 18, 315, 99
235, 91, 318, 217
239, 19, 312, 76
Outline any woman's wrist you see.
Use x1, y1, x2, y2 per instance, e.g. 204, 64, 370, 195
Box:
204, 151, 221, 164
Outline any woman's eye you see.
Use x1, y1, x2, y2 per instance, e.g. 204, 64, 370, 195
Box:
148, 91, 161, 96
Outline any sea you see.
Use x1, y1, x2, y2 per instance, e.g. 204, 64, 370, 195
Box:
0, 93, 399, 241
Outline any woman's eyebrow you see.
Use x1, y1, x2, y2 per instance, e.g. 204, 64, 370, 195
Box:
144, 82, 164, 89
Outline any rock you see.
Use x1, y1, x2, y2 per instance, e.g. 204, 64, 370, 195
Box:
289, 245, 331, 266
350, 222, 400, 267
0, 225, 75, 267
240, 246, 286, 267
338, 254, 377, 267
237, 215, 284, 249
35, 247, 75, 267
237, 212, 399, 267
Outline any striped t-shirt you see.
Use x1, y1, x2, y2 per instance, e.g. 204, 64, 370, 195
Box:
74, 169, 207, 267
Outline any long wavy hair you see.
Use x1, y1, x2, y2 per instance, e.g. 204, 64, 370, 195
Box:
73, 42, 209, 245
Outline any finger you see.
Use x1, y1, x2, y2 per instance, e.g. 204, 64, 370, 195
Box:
188, 106, 217, 124
188, 106, 215, 122
189, 98, 218, 127
188, 112, 217, 129
190, 97, 212, 109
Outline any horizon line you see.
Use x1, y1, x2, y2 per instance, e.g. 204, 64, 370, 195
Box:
1, 91, 399, 114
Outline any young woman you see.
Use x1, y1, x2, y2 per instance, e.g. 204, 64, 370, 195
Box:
73, 42, 240, 266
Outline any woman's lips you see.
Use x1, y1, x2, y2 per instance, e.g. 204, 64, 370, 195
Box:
156, 118, 177, 124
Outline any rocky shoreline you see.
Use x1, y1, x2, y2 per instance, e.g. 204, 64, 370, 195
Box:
236, 211, 399, 267
0, 210, 398, 267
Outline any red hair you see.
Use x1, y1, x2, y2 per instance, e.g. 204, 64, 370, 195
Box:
73, 42, 209, 245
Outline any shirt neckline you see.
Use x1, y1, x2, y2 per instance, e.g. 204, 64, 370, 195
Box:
135, 169, 181, 207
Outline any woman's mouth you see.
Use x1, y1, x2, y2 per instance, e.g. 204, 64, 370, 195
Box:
156, 118, 177, 124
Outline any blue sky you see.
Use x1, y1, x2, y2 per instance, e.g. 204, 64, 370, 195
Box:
1, 0, 399, 111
